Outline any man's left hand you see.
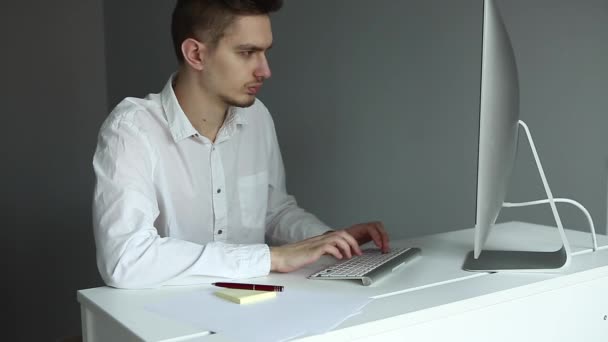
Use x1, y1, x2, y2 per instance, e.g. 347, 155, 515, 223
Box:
341, 221, 390, 253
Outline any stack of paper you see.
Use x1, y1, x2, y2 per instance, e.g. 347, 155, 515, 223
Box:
146, 287, 373, 341
214, 288, 277, 304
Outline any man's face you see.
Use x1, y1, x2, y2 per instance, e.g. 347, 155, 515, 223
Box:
201, 15, 273, 108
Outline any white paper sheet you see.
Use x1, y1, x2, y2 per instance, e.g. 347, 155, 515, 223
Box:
145, 287, 372, 342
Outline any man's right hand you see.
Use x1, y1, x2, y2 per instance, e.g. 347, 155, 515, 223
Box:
269, 231, 363, 273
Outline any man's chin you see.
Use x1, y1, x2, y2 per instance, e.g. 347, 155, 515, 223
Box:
223, 95, 256, 108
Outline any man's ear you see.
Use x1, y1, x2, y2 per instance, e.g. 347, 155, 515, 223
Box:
181, 38, 207, 71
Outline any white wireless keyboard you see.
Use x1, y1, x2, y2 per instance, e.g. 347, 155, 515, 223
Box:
308, 247, 421, 286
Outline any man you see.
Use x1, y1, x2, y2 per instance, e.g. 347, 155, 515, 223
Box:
93, 0, 390, 289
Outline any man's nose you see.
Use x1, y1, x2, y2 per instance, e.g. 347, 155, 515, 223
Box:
254, 54, 271, 80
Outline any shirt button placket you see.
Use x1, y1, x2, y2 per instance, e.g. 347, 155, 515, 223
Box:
210, 144, 228, 242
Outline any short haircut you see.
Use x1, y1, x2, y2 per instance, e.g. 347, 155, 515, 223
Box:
171, 0, 283, 64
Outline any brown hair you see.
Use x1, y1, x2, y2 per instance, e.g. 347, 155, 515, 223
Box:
171, 0, 283, 64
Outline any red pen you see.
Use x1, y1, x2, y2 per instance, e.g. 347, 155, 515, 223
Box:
212, 282, 284, 292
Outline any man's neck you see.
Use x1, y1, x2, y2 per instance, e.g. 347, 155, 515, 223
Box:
173, 70, 227, 142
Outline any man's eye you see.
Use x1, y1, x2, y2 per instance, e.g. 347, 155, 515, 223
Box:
240, 51, 253, 57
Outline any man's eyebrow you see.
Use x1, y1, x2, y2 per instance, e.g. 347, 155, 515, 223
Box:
235, 44, 273, 51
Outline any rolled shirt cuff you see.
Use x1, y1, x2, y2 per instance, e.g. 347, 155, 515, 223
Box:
191, 242, 271, 279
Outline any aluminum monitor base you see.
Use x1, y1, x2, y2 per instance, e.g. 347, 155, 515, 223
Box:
463, 246, 568, 272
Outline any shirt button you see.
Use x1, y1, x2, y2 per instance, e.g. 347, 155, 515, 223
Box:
217, 230, 223, 235
217, 189, 222, 194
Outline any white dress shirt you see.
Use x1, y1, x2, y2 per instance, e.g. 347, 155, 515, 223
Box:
92, 75, 331, 289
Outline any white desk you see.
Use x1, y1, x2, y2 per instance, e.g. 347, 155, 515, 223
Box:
78, 222, 608, 341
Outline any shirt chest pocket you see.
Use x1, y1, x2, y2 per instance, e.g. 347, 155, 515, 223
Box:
237, 171, 269, 229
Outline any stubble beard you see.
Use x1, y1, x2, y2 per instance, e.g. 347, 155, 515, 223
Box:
220, 92, 256, 108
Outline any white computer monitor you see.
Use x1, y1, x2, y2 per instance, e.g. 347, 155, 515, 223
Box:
473, 0, 520, 259
462, 0, 570, 272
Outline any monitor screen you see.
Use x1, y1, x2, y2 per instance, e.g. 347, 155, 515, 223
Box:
474, 0, 520, 259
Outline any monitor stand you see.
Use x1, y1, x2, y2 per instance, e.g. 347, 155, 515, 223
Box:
463, 120, 572, 272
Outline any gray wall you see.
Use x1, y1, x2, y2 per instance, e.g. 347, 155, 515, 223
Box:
265, 0, 484, 238
7, 1, 108, 341
103, 0, 177, 107
8, 0, 608, 340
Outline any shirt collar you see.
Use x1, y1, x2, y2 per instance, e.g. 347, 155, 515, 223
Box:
161, 73, 249, 143
225, 106, 249, 130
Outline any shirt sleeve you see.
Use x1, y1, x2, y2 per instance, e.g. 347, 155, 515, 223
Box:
262, 113, 333, 246
92, 113, 270, 289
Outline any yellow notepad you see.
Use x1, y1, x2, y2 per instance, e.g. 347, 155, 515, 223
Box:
214, 289, 277, 304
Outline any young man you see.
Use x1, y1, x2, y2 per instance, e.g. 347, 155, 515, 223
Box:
92, 0, 390, 289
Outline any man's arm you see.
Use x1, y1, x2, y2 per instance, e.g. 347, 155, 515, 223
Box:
92, 115, 270, 289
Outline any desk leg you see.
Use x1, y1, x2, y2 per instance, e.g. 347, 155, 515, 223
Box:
80, 305, 94, 342
80, 304, 142, 342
